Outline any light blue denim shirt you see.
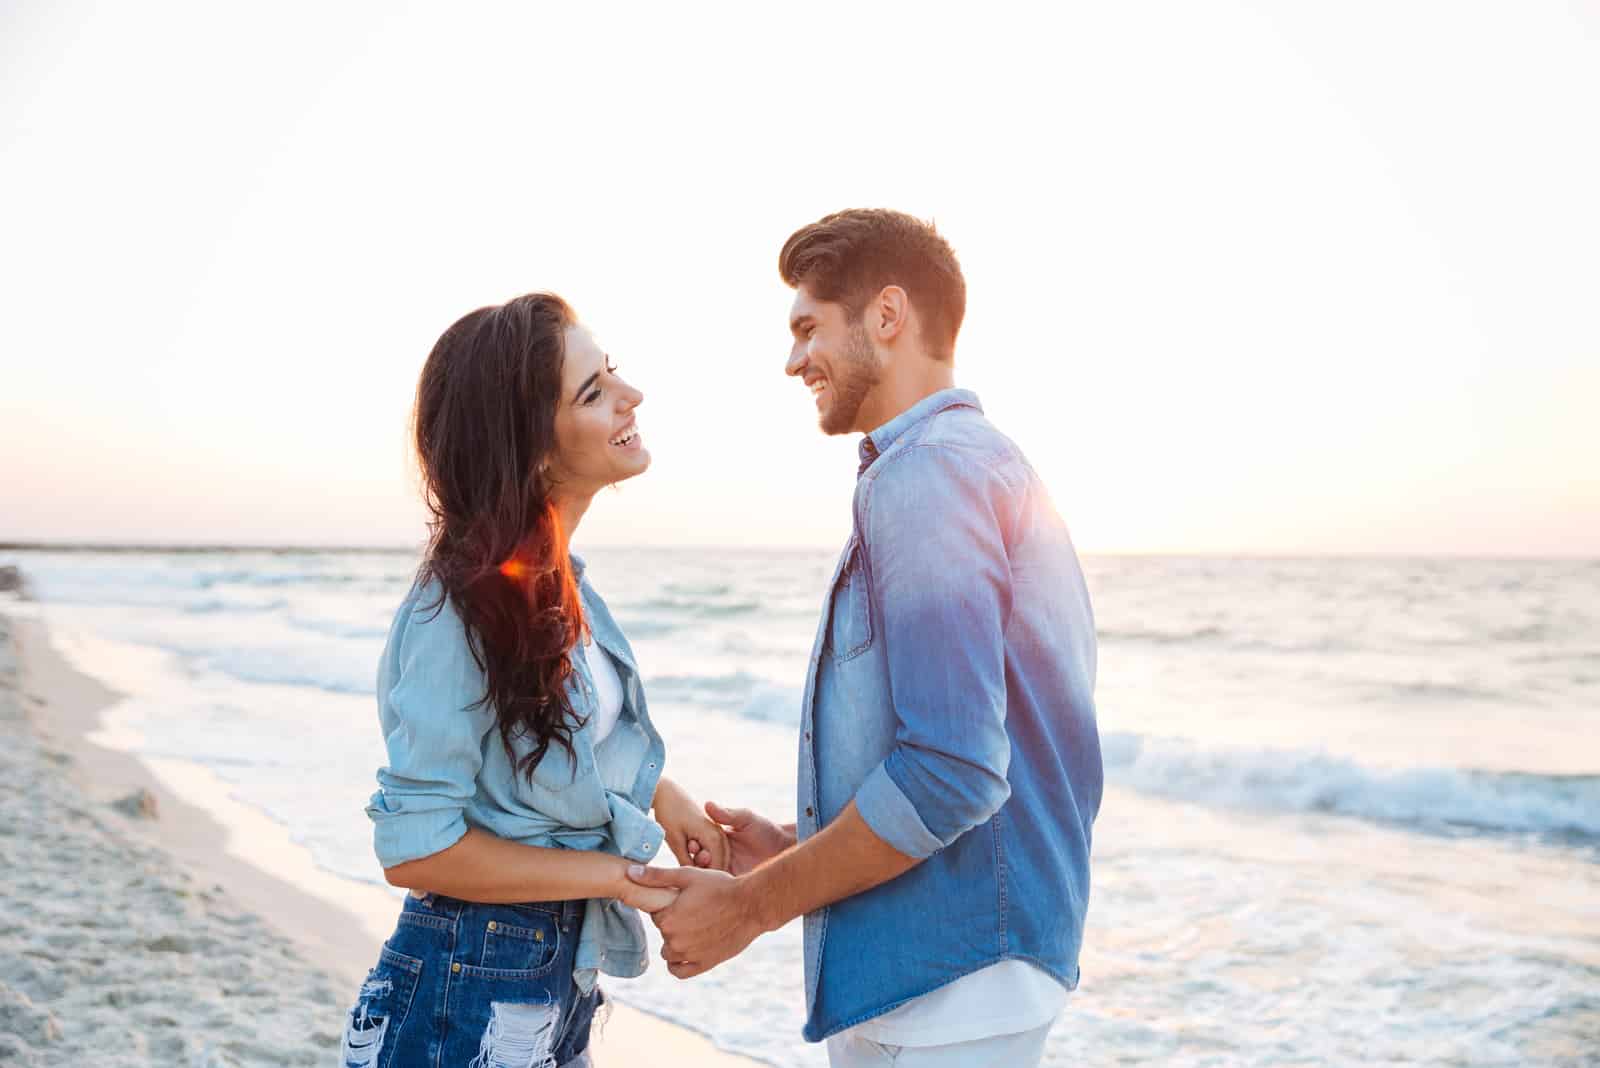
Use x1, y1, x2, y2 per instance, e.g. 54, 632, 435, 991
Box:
365, 556, 666, 993
798, 388, 1104, 1041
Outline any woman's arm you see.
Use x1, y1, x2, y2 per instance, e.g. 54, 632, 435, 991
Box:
385, 828, 677, 912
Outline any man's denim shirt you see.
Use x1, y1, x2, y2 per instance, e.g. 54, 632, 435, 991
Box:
798, 389, 1103, 1042
366, 556, 666, 995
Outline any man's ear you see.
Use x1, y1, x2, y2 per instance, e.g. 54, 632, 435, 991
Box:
872, 286, 909, 343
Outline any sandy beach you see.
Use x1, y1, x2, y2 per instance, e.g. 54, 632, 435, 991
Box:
0, 609, 762, 1066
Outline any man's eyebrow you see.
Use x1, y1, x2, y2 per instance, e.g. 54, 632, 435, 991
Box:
571, 371, 601, 403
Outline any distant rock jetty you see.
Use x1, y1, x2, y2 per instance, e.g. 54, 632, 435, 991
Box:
0, 566, 25, 597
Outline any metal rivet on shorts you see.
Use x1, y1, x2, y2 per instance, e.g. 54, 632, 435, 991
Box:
486, 921, 497, 931
451, 962, 461, 974
535, 930, 544, 941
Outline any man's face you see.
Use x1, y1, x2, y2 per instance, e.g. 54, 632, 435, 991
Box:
785, 285, 882, 436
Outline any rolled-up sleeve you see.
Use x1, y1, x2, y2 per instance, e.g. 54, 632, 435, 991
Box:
366, 596, 496, 868
853, 445, 1016, 858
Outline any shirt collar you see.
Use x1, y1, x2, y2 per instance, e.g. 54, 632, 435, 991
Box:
569, 552, 587, 581
858, 388, 982, 475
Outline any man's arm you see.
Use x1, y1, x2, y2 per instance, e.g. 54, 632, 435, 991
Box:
628, 445, 1018, 976
748, 799, 916, 926
845, 444, 1016, 858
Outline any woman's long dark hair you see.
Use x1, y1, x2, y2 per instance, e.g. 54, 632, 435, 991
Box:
412, 292, 587, 782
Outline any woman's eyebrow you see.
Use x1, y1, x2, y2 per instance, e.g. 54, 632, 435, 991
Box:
571, 371, 601, 403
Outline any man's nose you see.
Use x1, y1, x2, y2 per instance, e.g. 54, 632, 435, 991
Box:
785, 348, 807, 378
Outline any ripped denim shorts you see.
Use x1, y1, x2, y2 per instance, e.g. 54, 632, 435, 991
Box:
341, 892, 602, 1068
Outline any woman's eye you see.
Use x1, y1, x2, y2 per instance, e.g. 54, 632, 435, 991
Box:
584, 388, 602, 405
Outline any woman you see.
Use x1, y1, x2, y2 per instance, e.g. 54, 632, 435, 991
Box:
340, 293, 728, 1068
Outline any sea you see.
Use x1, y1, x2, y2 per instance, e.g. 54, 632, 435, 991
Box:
1, 547, 1596, 1066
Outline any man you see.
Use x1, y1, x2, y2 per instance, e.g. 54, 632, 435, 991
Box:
628, 209, 1103, 1066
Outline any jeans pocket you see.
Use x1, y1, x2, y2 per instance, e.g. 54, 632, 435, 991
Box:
341, 946, 423, 1068
479, 910, 562, 975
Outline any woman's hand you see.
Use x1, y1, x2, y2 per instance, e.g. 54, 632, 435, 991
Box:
653, 777, 732, 872
615, 871, 680, 914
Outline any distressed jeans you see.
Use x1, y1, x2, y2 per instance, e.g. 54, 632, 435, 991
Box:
341, 893, 601, 1068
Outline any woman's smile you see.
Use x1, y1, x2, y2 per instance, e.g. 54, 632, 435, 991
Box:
609, 419, 642, 450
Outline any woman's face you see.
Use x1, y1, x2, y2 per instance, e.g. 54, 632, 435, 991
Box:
547, 323, 649, 496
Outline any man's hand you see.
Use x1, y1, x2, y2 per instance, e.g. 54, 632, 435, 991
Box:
625, 864, 768, 979
702, 801, 795, 876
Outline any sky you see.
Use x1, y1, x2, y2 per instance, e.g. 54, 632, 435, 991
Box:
2, 1, 1596, 555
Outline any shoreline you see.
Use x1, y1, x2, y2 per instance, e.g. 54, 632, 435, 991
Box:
3, 610, 764, 1065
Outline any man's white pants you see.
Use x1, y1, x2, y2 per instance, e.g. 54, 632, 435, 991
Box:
824, 1020, 1053, 1067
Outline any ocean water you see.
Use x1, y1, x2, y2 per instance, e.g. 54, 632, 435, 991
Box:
1, 547, 1597, 1066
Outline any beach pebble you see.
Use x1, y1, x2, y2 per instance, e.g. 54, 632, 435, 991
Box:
112, 788, 160, 820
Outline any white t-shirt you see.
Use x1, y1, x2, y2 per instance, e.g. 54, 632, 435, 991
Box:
580, 637, 623, 744
845, 960, 1066, 1047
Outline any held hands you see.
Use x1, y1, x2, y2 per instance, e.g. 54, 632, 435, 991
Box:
626, 863, 767, 979
614, 867, 680, 914
626, 800, 796, 979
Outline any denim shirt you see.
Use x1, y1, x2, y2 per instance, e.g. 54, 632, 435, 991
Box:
365, 556, 666, 994
798, 389, 1104, 1041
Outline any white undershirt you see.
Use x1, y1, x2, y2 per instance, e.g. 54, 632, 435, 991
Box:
845, 960, 1066, 1047
581, 637, 623, 744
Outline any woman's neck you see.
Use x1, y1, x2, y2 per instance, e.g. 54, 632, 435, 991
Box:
551, 490, 594, 546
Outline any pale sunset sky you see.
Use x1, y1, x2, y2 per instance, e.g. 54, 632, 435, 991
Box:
2, 2, 1596, 555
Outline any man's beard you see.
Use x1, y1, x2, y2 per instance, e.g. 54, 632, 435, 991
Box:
820, 324, 882, 436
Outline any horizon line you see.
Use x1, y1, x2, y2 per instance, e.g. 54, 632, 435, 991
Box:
2, 541, 1596, 563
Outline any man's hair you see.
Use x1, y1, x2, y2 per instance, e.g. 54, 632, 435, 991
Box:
778, 209, 966, 360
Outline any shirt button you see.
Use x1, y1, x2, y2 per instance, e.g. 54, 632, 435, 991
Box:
805, 806, 814, 818
804, 731, 812, 741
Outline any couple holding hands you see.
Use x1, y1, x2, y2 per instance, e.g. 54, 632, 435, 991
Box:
341, 209, 1103, 1068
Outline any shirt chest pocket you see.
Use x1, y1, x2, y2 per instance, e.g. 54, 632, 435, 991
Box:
827, 538, 875, 663
515, 735, 611, 828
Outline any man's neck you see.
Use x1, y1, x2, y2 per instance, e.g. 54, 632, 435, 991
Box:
856, 359, 956, 435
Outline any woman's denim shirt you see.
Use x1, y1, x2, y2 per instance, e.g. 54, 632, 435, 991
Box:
799, 389, 1104, 1041
365, 556, 665, 994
